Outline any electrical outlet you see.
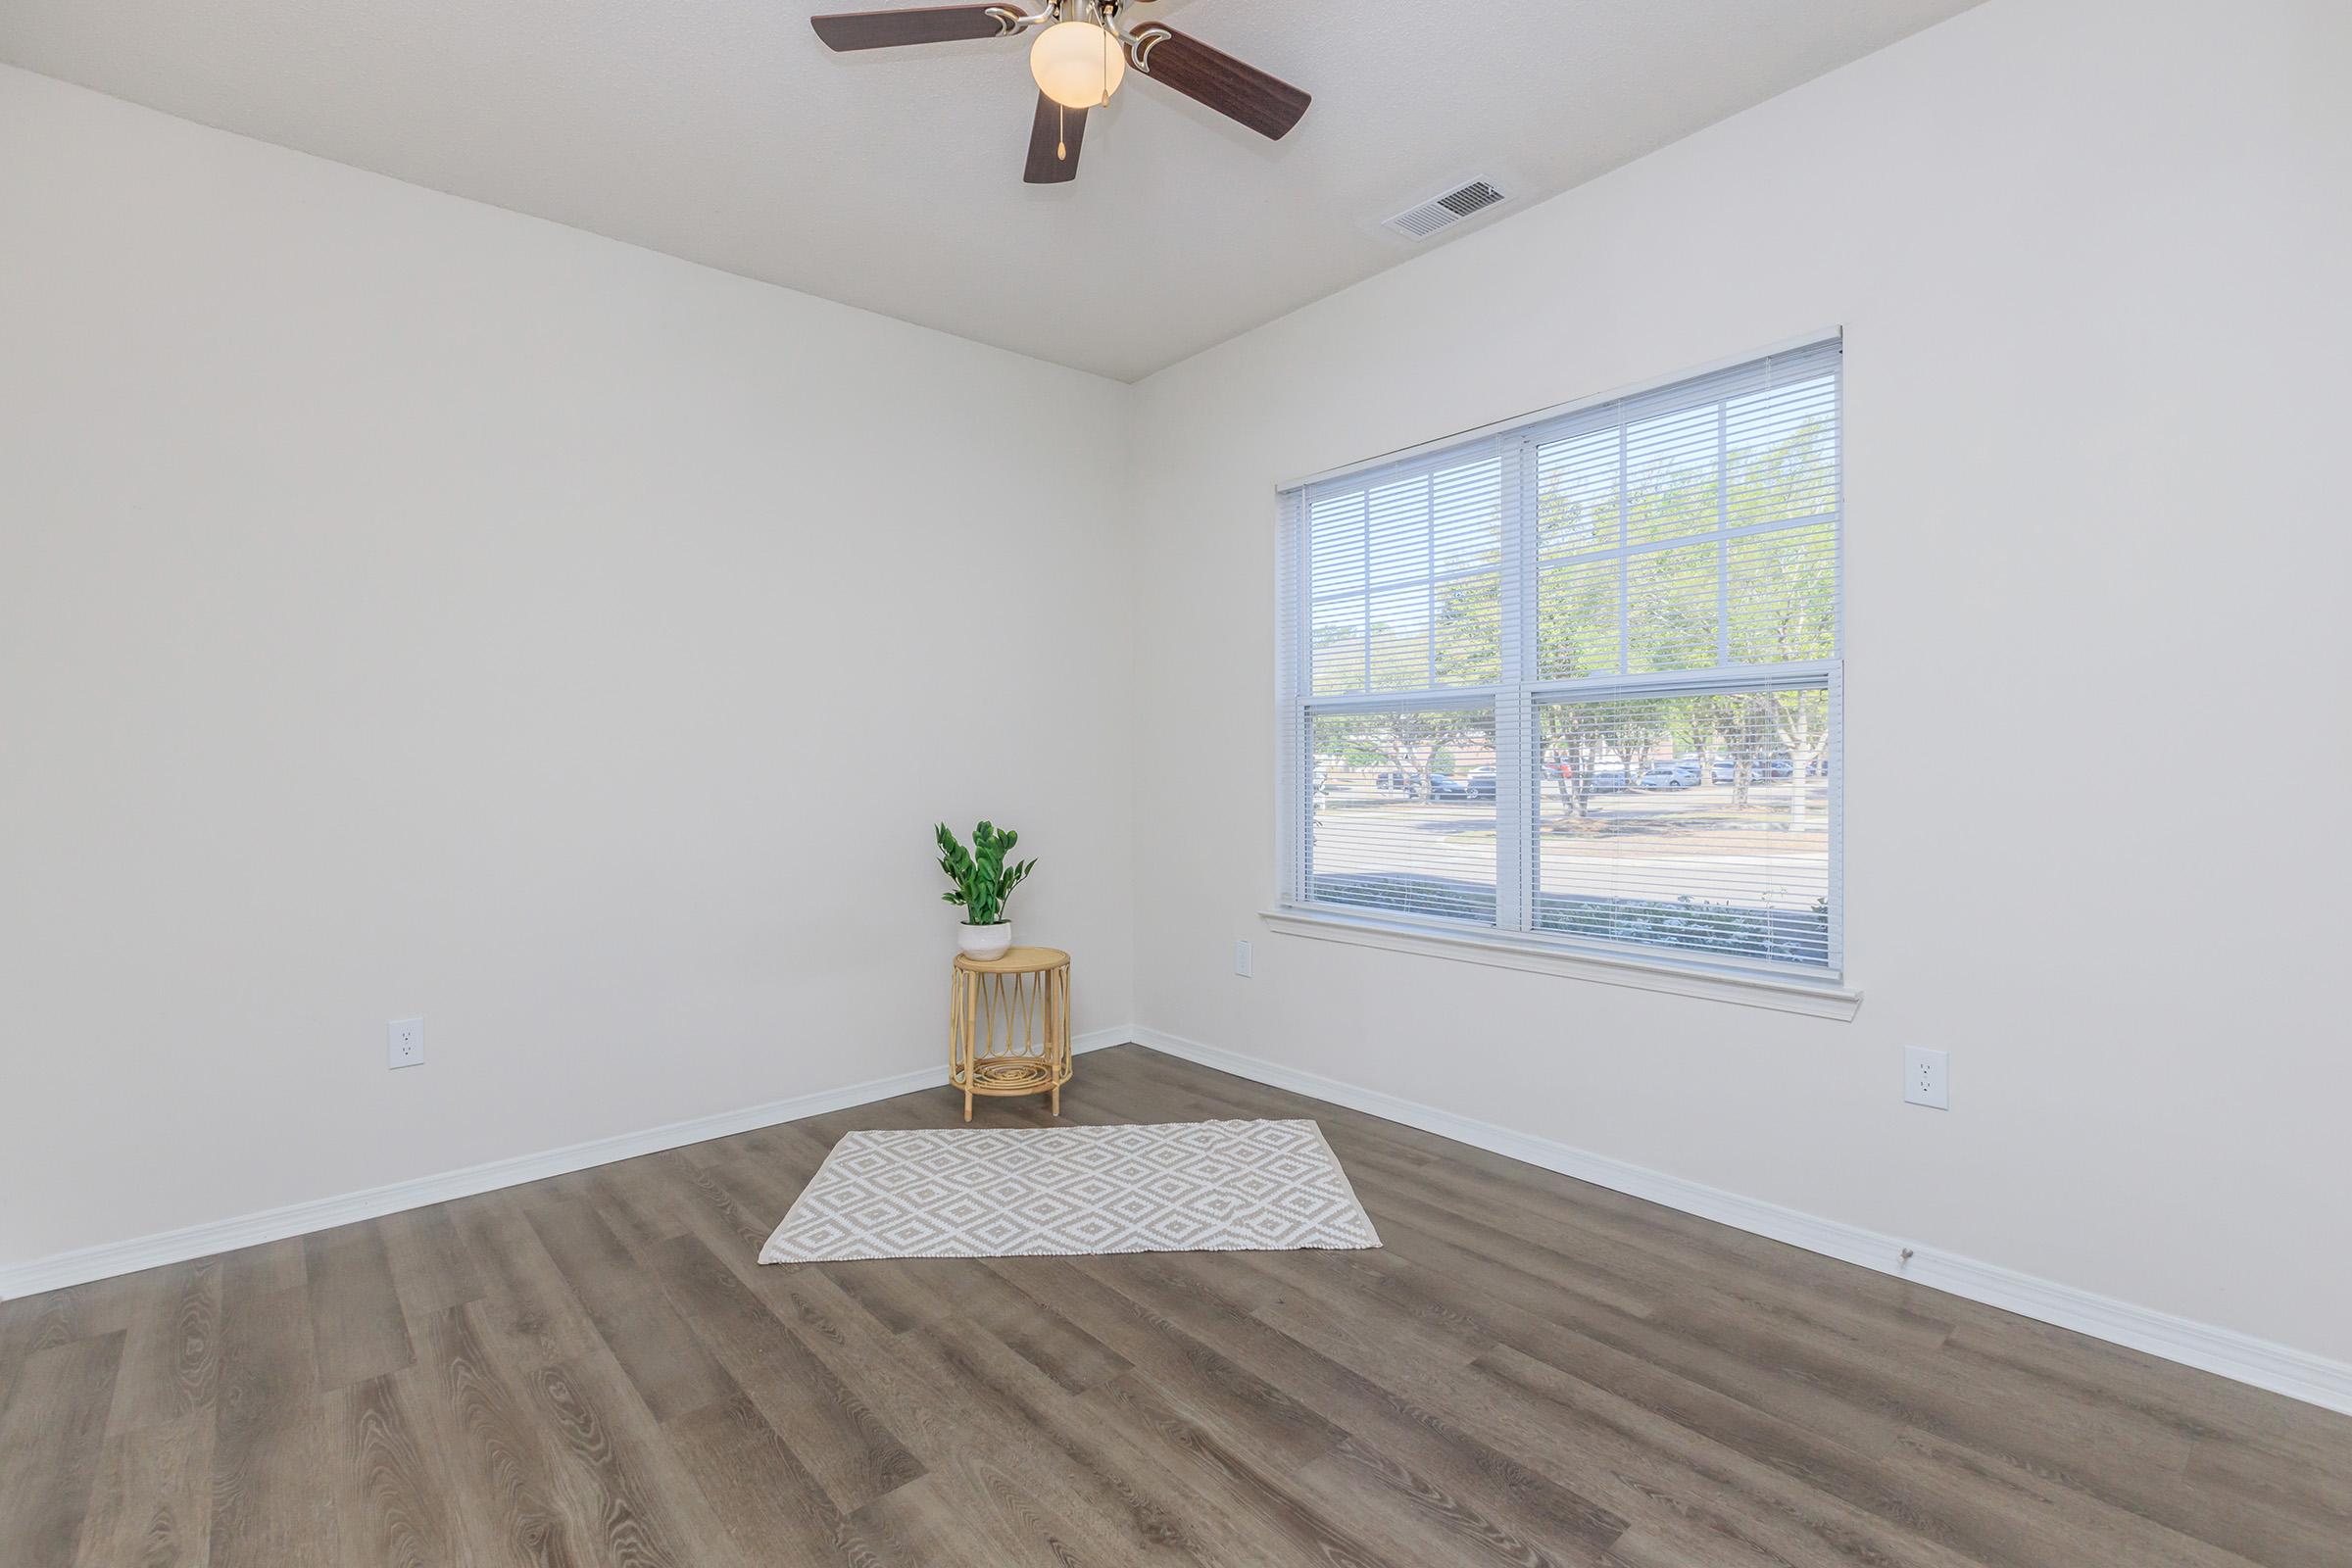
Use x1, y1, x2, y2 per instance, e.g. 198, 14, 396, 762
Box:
1233, 939, 1253, 978
1904, 1046, 1947, 1109
388, 1016, 424, 1070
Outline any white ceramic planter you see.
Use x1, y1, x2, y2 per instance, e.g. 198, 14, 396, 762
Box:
957, 921, 1013, 960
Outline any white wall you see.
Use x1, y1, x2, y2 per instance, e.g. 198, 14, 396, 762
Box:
1127, 0, 2352, 1364
0, 67, 1136, 1270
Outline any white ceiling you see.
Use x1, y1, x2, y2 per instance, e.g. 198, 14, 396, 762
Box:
0, 0, 1982, 380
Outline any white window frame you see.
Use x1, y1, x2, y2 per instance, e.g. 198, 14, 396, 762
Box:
1272, 338, 1858, 1016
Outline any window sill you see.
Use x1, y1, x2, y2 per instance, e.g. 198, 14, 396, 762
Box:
1256, 906, 1863, 1020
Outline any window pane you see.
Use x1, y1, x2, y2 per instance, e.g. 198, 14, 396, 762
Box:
1307, 491, 1366, 598
1535, 427, 1620, 555
1527, 356, 1839, 681
1726, 373, 1838, 526
1311, 597, 1366, 696
1727, 522, 1838, 662
1304, 450, 1500, 697
1432, 574, 1502, 686
1536, 555, 1621, 680
1366, 474, 1432, 587
1431, 458, 1503, 573
1534, 689, 1832, 966
1626, 542, 1720, 671
1623, 404, 1721, 544
1309, 709, 1498, 925
1366, 587, 1432, 689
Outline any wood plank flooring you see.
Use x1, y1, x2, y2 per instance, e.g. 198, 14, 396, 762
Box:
3, 1044, 2346, 1567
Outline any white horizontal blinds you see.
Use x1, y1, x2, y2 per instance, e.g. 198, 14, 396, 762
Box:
1532, 342, 1841, 682
1298, 440, 1508, 920
1280, 338, 1842, 971
1521, 343, 1842, 969
1305, 705, 1498, 923
1532, 683, 1835, 967
1306, 440, 1504, 699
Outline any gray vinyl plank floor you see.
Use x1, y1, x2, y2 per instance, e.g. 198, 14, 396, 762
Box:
2, 1043, 2345, 1567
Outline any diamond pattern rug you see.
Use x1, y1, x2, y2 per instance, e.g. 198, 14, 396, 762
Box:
758, 1119, 1381, 1264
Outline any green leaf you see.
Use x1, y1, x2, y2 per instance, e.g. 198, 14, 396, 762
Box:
931, 818, 1039, 924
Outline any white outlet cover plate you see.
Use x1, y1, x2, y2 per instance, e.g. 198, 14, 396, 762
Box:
389, 1016, 424, 1070
1904, 1045, 1948, 1109
1233, 940, 1253, 978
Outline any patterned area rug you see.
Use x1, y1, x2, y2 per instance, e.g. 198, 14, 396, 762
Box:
758, 1119, 1381, 1264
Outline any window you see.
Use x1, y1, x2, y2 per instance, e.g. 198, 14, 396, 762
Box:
1278, 341, 1842, 979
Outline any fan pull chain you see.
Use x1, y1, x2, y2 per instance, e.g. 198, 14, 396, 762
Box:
1056, 102, 1067, 162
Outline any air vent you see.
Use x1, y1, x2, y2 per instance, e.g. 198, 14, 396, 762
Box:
1383, 180, 1508, 240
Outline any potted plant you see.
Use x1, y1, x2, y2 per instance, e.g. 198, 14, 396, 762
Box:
935, 820, 1035, 959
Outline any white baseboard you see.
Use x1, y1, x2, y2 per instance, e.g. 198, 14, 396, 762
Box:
0, 1028, 1132, 1301
1133, 1027, 2352, 1418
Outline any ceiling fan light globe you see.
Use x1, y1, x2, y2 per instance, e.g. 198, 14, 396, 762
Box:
1030, 20, 1124, 110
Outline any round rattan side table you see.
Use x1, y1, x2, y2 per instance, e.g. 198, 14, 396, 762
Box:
949, 946, 1072, 1121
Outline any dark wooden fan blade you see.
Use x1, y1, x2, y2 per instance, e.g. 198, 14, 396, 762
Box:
1024, 93, 1087, 184
1130, 25, 1310, 140
810, 5, 1015, 51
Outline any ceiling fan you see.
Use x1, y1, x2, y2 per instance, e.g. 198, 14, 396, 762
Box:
809, 1, 1310, 184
